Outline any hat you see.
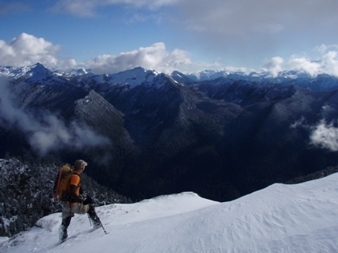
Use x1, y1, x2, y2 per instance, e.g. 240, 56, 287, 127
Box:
74, 159, 88, 170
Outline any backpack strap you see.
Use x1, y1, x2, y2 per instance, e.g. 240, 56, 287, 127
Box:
69, 173, 82, 203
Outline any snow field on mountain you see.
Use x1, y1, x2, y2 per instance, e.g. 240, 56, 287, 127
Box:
1, 174, 338, 253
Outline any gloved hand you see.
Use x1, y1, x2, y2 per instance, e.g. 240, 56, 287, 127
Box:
83, 196, 94, 205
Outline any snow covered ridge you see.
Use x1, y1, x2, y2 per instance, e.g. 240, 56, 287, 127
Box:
0, 64, 162, 89
1, 174, 338, 253
2, 63, 338, 91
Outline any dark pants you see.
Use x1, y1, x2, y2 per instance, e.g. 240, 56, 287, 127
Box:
59, 201, 100, 242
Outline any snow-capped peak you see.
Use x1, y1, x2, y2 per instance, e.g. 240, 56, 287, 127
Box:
107, 67, 159, 88
0, 63, 66, 84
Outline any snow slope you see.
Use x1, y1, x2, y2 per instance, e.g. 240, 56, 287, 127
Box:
1, 173, 338, 253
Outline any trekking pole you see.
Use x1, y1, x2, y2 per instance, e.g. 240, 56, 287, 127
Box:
99, 219, 108, 234
87, 209, 108, 234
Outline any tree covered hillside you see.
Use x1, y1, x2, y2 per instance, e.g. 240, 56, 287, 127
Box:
0, 157, 130, 237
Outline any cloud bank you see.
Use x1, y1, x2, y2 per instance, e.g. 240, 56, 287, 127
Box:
263, 48, 338, 77
0, 33, 191, 74
1, 32, 338, 76
0, 77, 110, 156
84, 42, 191, 74
0, 33, 76, 69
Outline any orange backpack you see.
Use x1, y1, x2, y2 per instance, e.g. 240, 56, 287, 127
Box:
54, 165, 73, 201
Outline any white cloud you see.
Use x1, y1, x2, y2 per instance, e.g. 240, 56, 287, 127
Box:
310, 120, 338, 152
0, 77, 110, 156
83, 42, 192, 74
314, 44, 338, 55
0, 33, 77, 69
290, 117, 306, 129
0, 33, 193, 74
288, 50, 338, 77
263, 57, 284, 77
2, 32, 338, 76
261, 45, 338, 77
321, 51, 338, 76
288, 56, 321, 77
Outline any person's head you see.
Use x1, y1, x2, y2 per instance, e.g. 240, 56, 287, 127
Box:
74, 159, 88, 173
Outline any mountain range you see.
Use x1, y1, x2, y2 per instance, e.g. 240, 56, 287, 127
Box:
1, 63, 338, 202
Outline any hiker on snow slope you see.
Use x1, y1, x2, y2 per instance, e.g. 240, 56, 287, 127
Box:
56, 159, 101, 243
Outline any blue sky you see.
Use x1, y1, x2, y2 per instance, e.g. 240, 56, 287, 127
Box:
1, 0, 338, 76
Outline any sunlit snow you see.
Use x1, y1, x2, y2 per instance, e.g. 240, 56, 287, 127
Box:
1, 173, 338, 253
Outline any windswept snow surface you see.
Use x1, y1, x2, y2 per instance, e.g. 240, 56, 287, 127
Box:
1, 174, 338, 253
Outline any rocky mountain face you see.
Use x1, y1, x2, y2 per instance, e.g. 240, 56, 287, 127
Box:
1, 64, 338, 204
